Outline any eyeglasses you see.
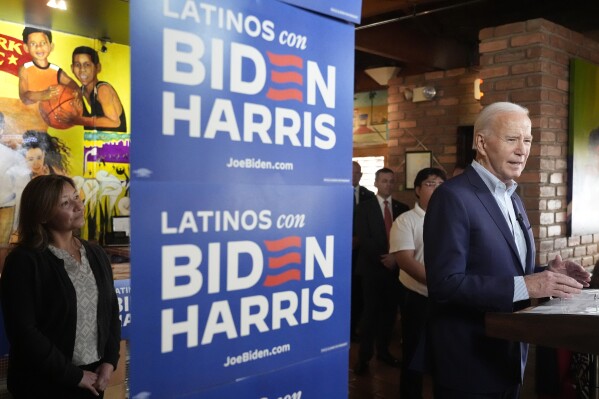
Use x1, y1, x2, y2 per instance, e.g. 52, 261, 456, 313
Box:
421, 181, 443, 188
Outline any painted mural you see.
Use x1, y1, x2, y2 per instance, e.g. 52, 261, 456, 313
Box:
568, 58, 599, 236
0, 21, 131, 247
353, 90, 388, 147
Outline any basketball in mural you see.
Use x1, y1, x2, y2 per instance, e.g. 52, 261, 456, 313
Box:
38, 85, 83, 129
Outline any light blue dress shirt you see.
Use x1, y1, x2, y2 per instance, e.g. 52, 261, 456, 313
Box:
471, 161, 529, 301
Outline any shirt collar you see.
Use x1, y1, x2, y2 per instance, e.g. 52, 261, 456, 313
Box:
471, 160, 518, 196
377, 194, 392, 204
413, 202, 426, 217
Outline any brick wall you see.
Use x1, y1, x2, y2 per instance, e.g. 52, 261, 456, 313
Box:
386, 18, 599, 268
387, 68, 482, 200
479, 18, 599, 267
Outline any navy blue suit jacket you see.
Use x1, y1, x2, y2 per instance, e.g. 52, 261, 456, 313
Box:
423, 165, 535, 393
355, 196, 409, 277
352, 186, 376, 266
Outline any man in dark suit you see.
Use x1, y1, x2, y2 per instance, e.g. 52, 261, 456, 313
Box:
423, 102, 590, 398
354, 167, 409, 374
352, 161, 375, 207
351, 161, 375, 341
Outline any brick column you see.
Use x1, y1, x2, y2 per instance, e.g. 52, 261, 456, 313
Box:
479, 18, 599, 267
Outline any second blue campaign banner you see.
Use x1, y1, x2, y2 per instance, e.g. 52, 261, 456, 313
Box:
130, 182, 352, 397
131, 0, 354, 186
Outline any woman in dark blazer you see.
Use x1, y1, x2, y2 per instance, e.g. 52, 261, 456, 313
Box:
1, 174, 120, 398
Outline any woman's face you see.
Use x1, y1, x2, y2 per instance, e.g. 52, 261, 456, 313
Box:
46, 183, 84, 233
26, 147, 45, 176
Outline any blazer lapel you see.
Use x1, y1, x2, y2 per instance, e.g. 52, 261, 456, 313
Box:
467, 169, 521, 268
370, 198, 386, 235
511, 195, 535, 274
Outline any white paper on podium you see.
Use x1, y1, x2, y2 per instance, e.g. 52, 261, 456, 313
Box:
521, 289, 599, 315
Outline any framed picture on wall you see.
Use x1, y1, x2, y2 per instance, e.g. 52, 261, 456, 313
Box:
405, 151, 432, 189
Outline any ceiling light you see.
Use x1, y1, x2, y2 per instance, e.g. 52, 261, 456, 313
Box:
47, 0, 67, 10
364, 66, 401, 86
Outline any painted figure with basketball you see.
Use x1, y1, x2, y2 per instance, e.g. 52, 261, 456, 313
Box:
59, 46, 127, 132
18, 27, 82, 129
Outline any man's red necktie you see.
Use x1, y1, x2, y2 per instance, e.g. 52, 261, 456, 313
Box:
384, 200, 392, 241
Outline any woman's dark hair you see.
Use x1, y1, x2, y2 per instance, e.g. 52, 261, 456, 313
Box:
17, 174, 76, 250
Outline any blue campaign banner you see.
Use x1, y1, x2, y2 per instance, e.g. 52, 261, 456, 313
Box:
114, 279, 131, 340
129, 182, 352, 398
130, 0, 353, 186
276, 0, 362, 24
174, 349, 348, 398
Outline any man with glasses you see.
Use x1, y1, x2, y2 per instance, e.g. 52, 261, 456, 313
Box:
389, 167, 446, 399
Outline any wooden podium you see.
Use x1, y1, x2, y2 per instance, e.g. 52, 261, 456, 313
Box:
486, 290, 599, 398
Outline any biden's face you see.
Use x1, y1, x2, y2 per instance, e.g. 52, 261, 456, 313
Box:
477, 111, 532, 184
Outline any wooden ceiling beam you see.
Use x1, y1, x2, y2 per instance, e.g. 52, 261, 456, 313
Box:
355, 23, 474, 71
361, 0, 449, 19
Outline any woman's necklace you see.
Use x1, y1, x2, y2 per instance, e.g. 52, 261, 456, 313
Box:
67, 237, 81, 260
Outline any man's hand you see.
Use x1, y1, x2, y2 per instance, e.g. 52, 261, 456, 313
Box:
547, 255, 591, 286
380, 253, 396, 270
524, 270, 584, 299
